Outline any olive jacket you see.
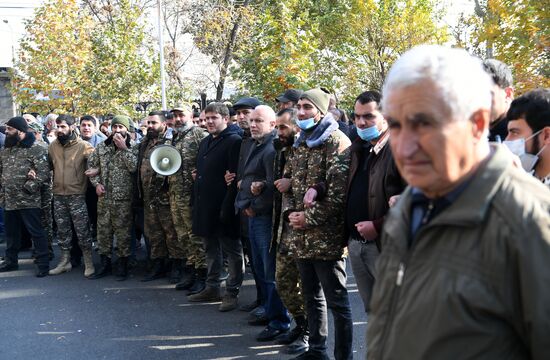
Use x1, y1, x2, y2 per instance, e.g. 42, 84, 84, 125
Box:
366, 144, 550, 360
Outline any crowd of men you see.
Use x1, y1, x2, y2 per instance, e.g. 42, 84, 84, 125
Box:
0, 45, 549, 360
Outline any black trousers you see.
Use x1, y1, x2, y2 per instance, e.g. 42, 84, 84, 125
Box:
5, 208, 49, 271
296, 258, 353, 360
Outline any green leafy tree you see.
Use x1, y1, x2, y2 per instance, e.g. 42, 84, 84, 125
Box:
232, 0, 447, 105
81, 0, 160, 115
468, 0, 549, 93
11, 0, 93, 114
190, 0, 254, 100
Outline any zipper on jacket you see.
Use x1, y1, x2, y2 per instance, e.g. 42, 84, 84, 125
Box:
396, 262, 405, 286
377, 257, 408, 360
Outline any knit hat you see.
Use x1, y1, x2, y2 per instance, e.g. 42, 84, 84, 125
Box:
111, 115, 131, 130
6, 116, 29, 132
28, 121, 44, 133
233, 97, 261, 110
300, 88, 330, 115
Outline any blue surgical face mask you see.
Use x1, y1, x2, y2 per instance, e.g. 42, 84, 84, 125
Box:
357, 125, 380, 141
297, 117, 316, 130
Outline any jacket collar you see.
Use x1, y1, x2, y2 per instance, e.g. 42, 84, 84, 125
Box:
385, 144, 511, 243
293, 113, 338, 149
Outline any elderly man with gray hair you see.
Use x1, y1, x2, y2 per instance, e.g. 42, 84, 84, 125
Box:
366, 45, 550, 359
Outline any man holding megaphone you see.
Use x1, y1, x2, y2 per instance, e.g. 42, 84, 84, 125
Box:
136, 111, 182, 282
167, 105, 209, 291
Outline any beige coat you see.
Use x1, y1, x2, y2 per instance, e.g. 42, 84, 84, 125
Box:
49, 135, 94, 195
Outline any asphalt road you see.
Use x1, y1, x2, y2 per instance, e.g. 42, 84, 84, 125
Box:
0, 244, 368, 360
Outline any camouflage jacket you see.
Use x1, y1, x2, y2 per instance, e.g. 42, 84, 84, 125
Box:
137, 128, 174, 205
272, 143, 293, 252
168, 124, 208, 202
88, 134, 137, 202
0, 132, 49, 211
283, 115, 351, 260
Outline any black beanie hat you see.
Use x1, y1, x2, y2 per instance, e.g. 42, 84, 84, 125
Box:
6, 116, 29, 132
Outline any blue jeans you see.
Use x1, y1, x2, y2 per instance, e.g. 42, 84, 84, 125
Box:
248, 215, 291, 330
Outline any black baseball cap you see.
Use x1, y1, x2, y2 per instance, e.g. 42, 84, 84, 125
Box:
276, 89, 303, 103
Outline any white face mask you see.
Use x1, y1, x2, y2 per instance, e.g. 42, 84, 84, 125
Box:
520, 145, 546, 172
503, 129, 544, 171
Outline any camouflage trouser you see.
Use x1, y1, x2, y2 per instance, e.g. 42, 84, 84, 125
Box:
144, 192, 182, 260
276, 251, 306, 318
169, 194, 205, 269
40, 184, 53, 254
53, 194, 92, 251
97, 197, 133, 258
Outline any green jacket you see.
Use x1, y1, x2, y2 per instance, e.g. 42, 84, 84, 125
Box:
283, 116, 351, 260
0, 133, 49, 211
367, 145, 550, 360
88, 135, 137, 202
168, 125, 208, 202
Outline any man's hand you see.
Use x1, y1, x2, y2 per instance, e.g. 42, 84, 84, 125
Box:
388, 195, 400, 208
191, 169, 197, 181
355, 221, 378, 241
244, 208, 255, 217
303, 188, 318, 208
274, 178, 291, 193
250, 181, 265, 196
96, 184, 106, 197
27, 169, 36, 180
85, 168, 100, 177
113, 133, 127, 150
289, 211, 307, 230
224, 170, 236, 186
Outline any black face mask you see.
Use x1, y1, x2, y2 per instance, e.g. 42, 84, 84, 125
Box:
4, 133, 20, 148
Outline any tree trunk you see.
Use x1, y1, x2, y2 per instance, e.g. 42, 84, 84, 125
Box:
215, 0, 250, 100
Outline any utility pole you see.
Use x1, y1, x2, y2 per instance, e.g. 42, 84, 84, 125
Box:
157, 0, 167, 110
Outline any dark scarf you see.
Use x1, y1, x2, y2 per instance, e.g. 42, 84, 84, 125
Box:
58, 131, 77, 146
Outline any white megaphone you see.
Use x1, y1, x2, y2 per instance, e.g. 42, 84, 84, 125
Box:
150, 145, 182, 176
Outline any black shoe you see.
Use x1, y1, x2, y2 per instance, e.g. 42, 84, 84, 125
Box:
239, 299, 259, 312
187, 278, 206, 295
290, 350, 328, 360
115, 257, 129, 281
256, 326, 288, 342
175, 275, 195, 291
0, 262, 18, 272
248, 315, 269, 326
36, 268, 49, 278
91, 255, 112, 280
186, 267, 206, 294
276, 324, 303, 345
169, 259, 183, 284
141, 259, 166, 282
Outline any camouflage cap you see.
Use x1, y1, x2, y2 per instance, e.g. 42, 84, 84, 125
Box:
28, 121, 44, 133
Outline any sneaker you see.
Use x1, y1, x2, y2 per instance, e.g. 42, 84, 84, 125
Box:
286, 333, 309, 355
276, 325, 303, 345
218, 294, 238, 312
